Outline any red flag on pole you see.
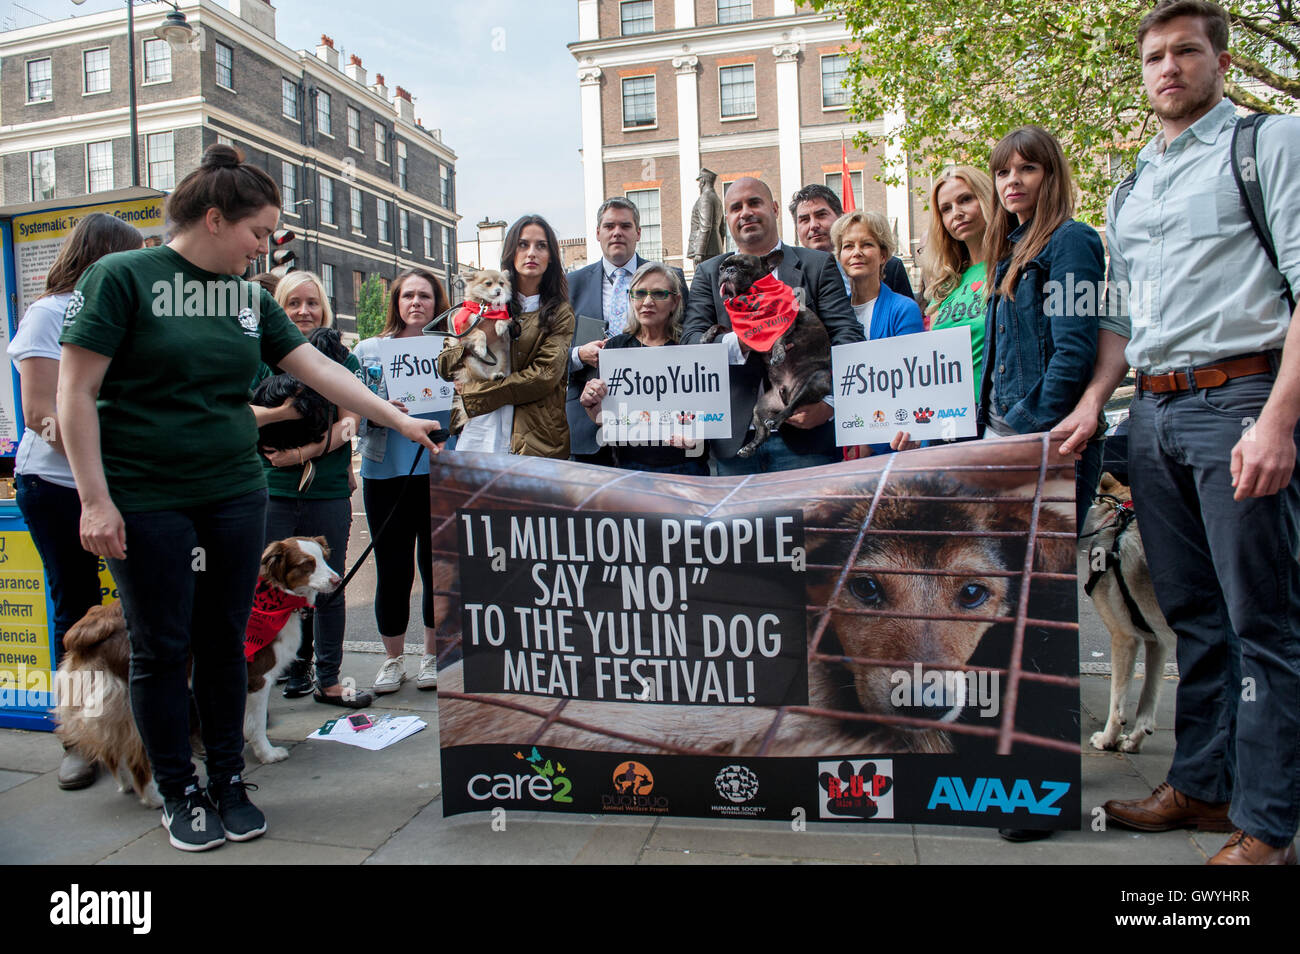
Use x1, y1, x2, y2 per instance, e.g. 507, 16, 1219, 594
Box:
840, 134, 856, 212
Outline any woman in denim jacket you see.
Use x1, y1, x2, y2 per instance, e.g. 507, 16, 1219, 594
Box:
979, 126, 1106, 529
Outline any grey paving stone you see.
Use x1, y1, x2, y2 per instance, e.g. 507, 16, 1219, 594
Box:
0, 727, 64, 773
914, 826, 1205, 865
0, 768, 37, 794
366, 803, 654, 864
0, 770, 162, 864
98, 830, 371, 865
648, 816, 917, 863
639, 847, 806, 864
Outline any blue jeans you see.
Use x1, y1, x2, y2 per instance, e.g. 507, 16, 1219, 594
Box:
108, 490, 268, 798
1129, 374, 1300, 847
15, 475, 102, 666
265, 496, 351, 689
712, 432, 839, 476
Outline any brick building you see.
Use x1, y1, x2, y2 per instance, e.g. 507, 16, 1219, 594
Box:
569, 0, 922, 276
0, 0, 458, 333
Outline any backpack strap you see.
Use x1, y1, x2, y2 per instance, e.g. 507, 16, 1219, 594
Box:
1111, 169, 1138, 222
1232, 112, 1295, 311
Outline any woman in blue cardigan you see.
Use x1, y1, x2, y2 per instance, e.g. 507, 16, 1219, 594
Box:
832, 210, 924, 457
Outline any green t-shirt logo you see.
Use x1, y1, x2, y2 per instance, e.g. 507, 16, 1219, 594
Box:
237, 307, 260, 337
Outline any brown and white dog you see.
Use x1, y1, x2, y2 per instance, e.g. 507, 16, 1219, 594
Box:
54, 536, 341, 806
1083, 475, 1176, 753
451, 269, 515, 385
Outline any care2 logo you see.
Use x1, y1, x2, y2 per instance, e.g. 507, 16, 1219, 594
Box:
466, 746, 574, 804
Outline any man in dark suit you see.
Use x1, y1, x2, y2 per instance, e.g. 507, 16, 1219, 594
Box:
788, 183, 915, 302
567, 196, 686, 464
681, 176, 863, 473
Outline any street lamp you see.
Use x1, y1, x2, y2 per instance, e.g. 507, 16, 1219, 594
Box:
70, 1, 194, 187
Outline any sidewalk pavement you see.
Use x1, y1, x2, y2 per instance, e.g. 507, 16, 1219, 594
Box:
4, 659, 1286, 865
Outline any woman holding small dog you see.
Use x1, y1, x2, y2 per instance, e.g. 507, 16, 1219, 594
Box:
57, 144, 442, 852
354, 268, 452, 697
436, 214, 573, 459
833, 210, 925, 458
981, 126, 1105, 531
578, 262, 707, 475
7, 212, 143, 792
252, 270, 366, 707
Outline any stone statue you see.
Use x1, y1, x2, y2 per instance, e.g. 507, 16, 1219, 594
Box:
688, 168, 724, 266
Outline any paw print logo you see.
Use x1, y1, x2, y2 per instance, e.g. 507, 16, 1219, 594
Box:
818, 759, 894, 819
677, 411, 696, 424
913, 407, 934, 424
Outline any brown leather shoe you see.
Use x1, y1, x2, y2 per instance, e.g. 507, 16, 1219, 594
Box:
1208, 830, 1298, 865
1103, 781, 1233, 832
57, 748, 96, 791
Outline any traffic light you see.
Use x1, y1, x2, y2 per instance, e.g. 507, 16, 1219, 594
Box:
270, 228, 296, 276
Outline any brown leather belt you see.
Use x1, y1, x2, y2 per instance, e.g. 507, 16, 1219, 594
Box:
1136, 354, 1275, 393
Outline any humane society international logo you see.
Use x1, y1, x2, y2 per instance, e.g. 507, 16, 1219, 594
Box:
711, 764, 765, 817
237, 307, 260, 338
62, 291, 85, 327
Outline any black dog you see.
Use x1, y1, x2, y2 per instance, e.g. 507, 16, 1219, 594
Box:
702, 250, 832, 457
251, 327, 349, 452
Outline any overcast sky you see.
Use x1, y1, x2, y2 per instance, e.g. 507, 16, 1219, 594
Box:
9, 0, 588, 241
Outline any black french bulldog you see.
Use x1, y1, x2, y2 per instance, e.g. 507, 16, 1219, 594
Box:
702, 250, 833, 457
250, 326, 349, 452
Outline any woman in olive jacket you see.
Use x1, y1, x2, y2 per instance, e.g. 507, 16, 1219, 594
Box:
438, 214, 573, 459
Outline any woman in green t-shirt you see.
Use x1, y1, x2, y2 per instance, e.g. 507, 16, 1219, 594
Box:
921, 165, 995, 396
255, 271, 367, 707
57, 144, 442, 852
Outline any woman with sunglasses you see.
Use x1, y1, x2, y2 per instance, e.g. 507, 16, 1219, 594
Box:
578, 262, 706, 475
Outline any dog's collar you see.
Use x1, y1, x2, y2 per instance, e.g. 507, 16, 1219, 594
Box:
723, 273, 799, 353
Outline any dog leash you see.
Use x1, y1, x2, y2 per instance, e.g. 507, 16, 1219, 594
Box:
1081, 494, 1155, 634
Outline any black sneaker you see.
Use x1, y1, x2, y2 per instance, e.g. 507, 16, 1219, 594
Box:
161, 784, 226, 852
207, 774, 267, 842
282, 658, 316, 698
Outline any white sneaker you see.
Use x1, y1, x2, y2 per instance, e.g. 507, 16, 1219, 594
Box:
416, 653, 438, 691
373, 656, 406, 694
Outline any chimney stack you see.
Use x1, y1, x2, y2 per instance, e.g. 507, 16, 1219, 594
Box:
316, 34, 339, 69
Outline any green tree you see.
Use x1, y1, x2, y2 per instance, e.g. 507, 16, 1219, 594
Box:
810, 0, 1299, 221
355, 274, 387, 341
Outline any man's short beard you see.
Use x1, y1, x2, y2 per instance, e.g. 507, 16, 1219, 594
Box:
1153, 83, 1218, 123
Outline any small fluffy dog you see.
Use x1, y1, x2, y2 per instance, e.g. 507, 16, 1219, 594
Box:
1083, 474, 1176, 753
703, 250, 832, 457
54, 536, 341, 806
250, 327, 349, 451
451, 269, 515, 384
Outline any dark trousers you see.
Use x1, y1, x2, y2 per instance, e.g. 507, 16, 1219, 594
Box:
15, 475, 102, 666
712, 432, 839, 476
1129, 374, 1300, 847
108, 490, 267, 798
264, 496, 351, 689
362, 475, 434, 638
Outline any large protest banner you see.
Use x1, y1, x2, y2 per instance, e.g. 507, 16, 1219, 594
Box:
430, 435, 1080, 831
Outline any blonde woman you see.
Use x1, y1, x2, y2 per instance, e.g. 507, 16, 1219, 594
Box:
253, 270, 366, 705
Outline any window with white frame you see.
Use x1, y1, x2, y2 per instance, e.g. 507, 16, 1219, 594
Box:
281, 162, 298, 209
30, 150, 55, 201
86, 141, 114, 193
620, 1, 653, 35
397, 141, 408, 190
282, 78, 298, 120
321, 263, 335, 302
374, 121, 388, 162
423, 219, 433, 258
318, 173, 334, 224
377, 199, 390, 242
625, 189, 661, 263
317, 90, 332, 135
143, 38, 171, 83
147, 132, 174, 190
719, 64, 756, 118
83, 48, 110, 94
821, 54, 849, 109
441, 225, 453, 264
350, 186, 363, 232
215, 41, 233, 89
400, 209, 410, 249
347, 106, 361, 149
717, 0, 753, 23
27, 58, 52, 102
825, 171, 864, 212
439, 166, 451, 206
621, 76, 656, 128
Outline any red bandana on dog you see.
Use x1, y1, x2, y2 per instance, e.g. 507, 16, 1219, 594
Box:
723, 274, 799, 353
452, 300, 510, 335
245, 578, 309, 661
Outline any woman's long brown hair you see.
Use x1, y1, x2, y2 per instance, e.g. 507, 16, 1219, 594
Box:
983, 126, 1075, 299
43, 212, 143, 297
